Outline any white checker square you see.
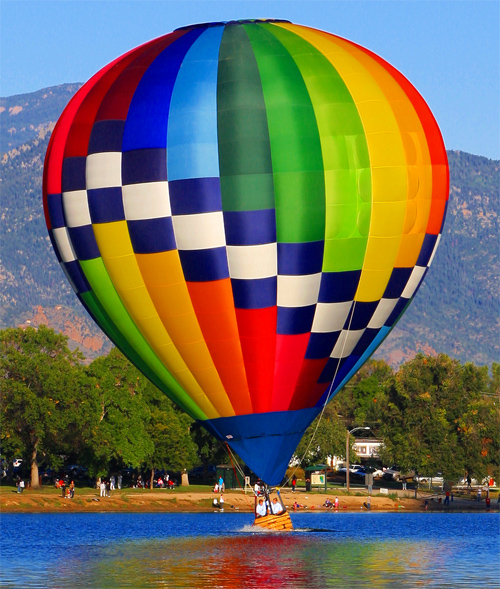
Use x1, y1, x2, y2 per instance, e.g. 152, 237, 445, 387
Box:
277, 273, 322, 308
311, 301, 352, 333
227, 243, 277, 279
172, 212, 226, 250
330, 329, 365, 358
52, 227, 76, 263
367, 298, 399, 329
401, 265, 426, 299
86, 152, 122, 189
63, 190, 91, 228
122, 181, 171, 221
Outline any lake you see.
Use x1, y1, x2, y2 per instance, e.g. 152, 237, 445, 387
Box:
1, 512, 499, 588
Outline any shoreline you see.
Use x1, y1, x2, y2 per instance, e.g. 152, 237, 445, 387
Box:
1, 487, 497, 514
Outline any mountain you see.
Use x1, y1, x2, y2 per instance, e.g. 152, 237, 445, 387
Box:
1, 85, 498, 366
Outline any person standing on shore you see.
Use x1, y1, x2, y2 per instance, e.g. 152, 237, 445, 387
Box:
292, 475, 297, 493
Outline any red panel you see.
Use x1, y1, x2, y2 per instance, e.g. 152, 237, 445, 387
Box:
288, 358, 329, 410
271, 333, 310, 412
235, 307, 277, 413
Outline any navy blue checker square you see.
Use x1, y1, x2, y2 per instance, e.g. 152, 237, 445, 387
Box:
128, 217, 176, 254
122, 148, 167, 185
68, 225, 101, 260
318, 270, 361, 303
62, 260, 91, 294
179, 247, 229, 282
46, 193, 65, 229
278, 241, 324, 275
62, 157, 86, 192
383, 267, 414, 299
416, 233, 439, 267
88, 120, 125, 154
305, 331, 341, 359
351, 328, 379, 357
345, 301, 379, 331
318, 356, 350, 384
385, 297, 410, 328
169, 177, 222, 215
49, 231, 63, 264
231, 277, 277, 309
277, 305, 316, 335
88, 187, 125, 224
223, 209, 276, 246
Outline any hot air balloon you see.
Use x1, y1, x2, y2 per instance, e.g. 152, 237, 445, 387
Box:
43, 19, 449, 486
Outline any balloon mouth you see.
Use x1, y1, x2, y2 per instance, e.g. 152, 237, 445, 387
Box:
175, 19, 292, 32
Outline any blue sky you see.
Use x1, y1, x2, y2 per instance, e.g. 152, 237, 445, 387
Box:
1, 0, 499, 159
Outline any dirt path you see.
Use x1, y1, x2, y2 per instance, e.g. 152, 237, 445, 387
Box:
3, 487, 493, 514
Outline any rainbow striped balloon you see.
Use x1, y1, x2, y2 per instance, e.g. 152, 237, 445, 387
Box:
43, 20, 448, 484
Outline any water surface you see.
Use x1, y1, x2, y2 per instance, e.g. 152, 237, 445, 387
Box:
1, 512, 498, 588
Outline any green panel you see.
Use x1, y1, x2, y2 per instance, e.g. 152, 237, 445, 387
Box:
217, 24, 275, 212
79, 258, 207, 421
244, 23, 325, 243
262, 23, 371, 270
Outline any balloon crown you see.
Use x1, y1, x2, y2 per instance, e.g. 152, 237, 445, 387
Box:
175, 19, 292, 31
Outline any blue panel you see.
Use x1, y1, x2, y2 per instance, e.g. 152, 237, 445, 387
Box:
179, 247, 229, 281
128, 217, 176, 254
317, 356, 349, 384
318, 270, 361, 303
231, 277, 277, 309
277, 241, 324, 275
88, 187, 125, 223
344, 301, 379, 330
305, 331, 341, 359
88, 120, 125, 154
122, 28, 203, 151
201, 407, 321, 485
122, 149, 167, 185
167, 27, 224, 181
62, 260, 91, 294
351, 327, 379, 356
383, 267, 413, 299
169, 177, 221, 215
385, 297, 410, 327
277, 305, 316, 335
223, 209, 276, 246
46, 193, 65, 229
62, 157, 86, 192
68, 225, 100, 260
416, 233, 439, 267
319, 326, 392, 406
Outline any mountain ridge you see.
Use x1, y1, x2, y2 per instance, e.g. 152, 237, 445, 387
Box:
1, 85, 498, 366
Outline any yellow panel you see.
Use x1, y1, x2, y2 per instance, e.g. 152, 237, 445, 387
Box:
362, 236, 402, 271
355, 269, 394, 302
370, 201, 407, 237
366, 132, 407, 167
116, 284, 158, 320
134, 315, 172, 347
356, 100, 401, 134
371, 167, 408, 203
103, 254, 144, 290
336, 72, 386, 102
92, 221, 132, 258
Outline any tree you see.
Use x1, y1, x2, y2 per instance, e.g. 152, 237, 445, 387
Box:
0, 326, 90, 488
84, 348, 154, 477
294, 406, 348, 468
141, 382, 198, 489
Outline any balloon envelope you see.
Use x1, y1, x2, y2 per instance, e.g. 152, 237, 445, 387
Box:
43, 20, 448, 484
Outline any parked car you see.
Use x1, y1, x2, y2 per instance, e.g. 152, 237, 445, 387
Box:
414, 474, 444, 487
358, 466, 385, 479
382, 466, 414, 481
